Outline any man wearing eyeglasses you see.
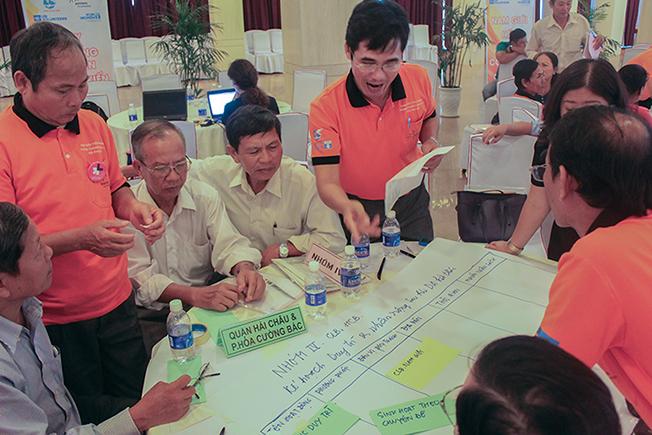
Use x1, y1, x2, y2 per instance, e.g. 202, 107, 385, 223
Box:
309, 0, 443, 243
127, 120, 265, 351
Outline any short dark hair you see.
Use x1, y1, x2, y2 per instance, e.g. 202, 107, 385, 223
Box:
10, 22, 85, 90
456, 335, 621, 435
345, 0, 410, 53
534, 51, 559, 70
509, 28, 526, 43
131, 119, 185, 162
513, 59, 539, 91
548, 105, 652, 217
0, 202, 30, 276
225, 105, 281, 150
618, 64, 649, 97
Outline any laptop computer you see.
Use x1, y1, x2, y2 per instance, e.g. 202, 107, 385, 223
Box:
142, 89, 187, 121
207, 88, 237, 122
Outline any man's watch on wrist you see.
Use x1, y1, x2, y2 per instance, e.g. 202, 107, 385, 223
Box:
279, 242, 289, 258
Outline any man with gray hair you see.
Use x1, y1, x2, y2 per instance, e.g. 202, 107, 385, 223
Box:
127, 120, 265, 350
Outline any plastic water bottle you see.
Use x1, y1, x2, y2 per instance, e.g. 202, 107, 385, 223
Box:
127, 103, 138, 124
382, 210, 401, 257
197, 97, 208, 118
354, 233, 370, 270
186, 85, 195, 102
167, 299, 195, 363
340, 245, 361, 298
304, 260, 327, 319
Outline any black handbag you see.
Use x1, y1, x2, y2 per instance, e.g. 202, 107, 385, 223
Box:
455, 191, 526, 243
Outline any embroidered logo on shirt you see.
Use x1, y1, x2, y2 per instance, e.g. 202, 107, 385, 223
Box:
312, 129, 322, 141
87, 161, 106, 183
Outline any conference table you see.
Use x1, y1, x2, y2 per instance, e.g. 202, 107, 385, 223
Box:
143, 240, 636, 435
108, 98, 291, 165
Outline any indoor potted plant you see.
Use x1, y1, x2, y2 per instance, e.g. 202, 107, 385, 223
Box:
433, 1, 488, 117
152, 0, 227, 97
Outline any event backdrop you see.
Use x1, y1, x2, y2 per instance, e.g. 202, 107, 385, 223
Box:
485, 0, 536, 81
21, 0, 113, 82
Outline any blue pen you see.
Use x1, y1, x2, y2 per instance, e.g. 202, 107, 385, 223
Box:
407, 116, 411, 129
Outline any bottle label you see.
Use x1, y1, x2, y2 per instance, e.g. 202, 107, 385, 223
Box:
168, 328, 193, 350
198, 108, 207, 117
340, 268, 361, 287
382, 231, 400, 247
354, 244, 370, 259
305, 289, 326, 307
128, 114, 138, 122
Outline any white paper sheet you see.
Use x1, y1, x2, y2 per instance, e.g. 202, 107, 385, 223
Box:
584, 31, 603, 60
385, 146, 454, 214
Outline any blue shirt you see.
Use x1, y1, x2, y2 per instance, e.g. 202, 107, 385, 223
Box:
0, 297, 138, 434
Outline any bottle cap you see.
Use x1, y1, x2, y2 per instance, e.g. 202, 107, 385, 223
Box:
345, 245, 354, 255
308, 260, 320, 272
169, 299, 182, 312
387, 210, 396, 219
419, 239, 430, 247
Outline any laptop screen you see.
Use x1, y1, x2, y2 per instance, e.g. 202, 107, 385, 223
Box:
142, 89, 187, 121
207, 88, 237, 120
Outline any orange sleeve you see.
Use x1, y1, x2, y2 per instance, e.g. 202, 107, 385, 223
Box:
538, 253, 624, 367
0, 142, 16, 204
308, 95, 342, 165
422, 68, 437, 119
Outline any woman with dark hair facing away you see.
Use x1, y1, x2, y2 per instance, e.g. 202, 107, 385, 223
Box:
486, 59, 628, 260
534, 51, 558, 96
454, 335, 621, 435
619, 64, 652, 127
221, 59, 280, 124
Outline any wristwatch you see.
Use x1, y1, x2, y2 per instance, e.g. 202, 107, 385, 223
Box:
279, 242, 289, 258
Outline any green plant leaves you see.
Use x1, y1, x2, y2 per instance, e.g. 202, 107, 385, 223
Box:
151, 0, 228, 97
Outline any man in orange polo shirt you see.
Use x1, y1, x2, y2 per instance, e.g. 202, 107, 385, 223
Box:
309, 0, 444, 242
0, 23, 165, 424
536, 106, 652, 427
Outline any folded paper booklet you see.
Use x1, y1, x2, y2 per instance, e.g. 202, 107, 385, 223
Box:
385, 146, 454, 214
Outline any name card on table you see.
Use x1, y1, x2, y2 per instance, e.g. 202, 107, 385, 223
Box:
305, 244, 342, 285
220, 306, 307, 357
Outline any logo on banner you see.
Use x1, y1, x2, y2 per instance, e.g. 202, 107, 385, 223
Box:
43, 0, 56, 9
80, 12, 101, 21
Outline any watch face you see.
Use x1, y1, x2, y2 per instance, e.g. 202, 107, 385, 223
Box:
279, 243, 289, 258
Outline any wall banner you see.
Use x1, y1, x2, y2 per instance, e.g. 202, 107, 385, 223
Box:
22, 0, 113, 82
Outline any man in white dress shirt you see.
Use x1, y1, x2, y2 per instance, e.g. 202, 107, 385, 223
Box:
191, 105, 346, 266
126, 120, 265, 350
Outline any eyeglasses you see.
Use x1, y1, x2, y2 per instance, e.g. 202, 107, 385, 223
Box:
440, 384, 463, 426
530, 163, 547, 183
353, 58, 402, 73
140, 156, 191, 177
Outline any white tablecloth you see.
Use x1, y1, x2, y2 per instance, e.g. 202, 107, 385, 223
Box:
108, 99, 291, 165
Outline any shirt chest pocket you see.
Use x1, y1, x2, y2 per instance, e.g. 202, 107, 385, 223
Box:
404, 105, 428, 142
84, 161, 112, 208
